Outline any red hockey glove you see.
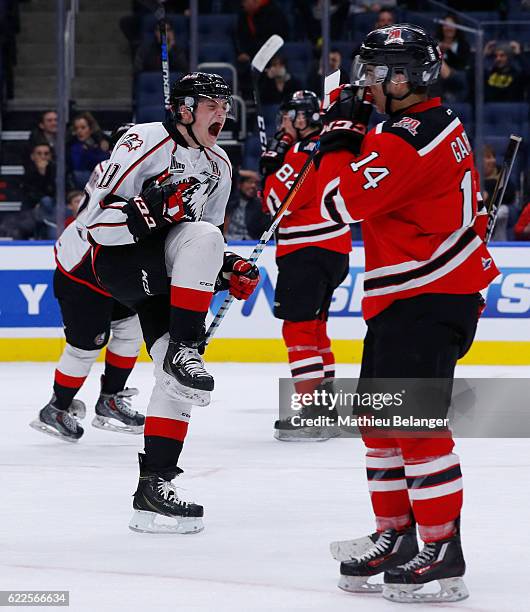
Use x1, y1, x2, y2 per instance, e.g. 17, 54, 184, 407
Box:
216, 252, 260, 300
318, 86, 373, 157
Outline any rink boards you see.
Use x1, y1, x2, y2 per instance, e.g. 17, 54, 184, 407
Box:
0, 241, 529, 364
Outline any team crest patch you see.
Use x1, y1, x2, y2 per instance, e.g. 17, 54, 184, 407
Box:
118, 133, 143, 152
94, 332, 106, 346
482, 257, 492, 270
384, 28, 404, 45
392, 117, 421, 136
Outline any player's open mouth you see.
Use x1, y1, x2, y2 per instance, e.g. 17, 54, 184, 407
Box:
208, 122, 222, 137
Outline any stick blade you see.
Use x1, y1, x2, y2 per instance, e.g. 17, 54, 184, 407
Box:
322, 70, 341, 110
251, 35, 284, 72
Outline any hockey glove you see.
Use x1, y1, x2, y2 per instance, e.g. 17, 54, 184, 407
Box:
318, 86, 373, 157
259, 131, 294, 177
216, 252, 260, 300
123, 180, 176, 241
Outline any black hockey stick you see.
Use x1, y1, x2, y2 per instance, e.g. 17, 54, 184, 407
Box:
251, 34, 284, 152
485, 134, 522, 243
203, 71, 342, 347
156, 0, 171, 121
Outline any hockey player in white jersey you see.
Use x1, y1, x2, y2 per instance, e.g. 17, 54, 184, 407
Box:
30, 124, 146, 443
82, 73, 259, 534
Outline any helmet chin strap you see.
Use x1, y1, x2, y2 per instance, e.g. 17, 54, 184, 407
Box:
185, 122, 203, 148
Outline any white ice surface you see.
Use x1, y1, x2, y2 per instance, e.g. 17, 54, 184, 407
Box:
1, 362, 529, 612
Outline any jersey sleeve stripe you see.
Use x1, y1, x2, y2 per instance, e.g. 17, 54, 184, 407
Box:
111, 135, 171, 194
417, 117, 461, 157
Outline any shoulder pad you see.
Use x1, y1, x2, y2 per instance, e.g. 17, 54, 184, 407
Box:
377, 106, 457, 152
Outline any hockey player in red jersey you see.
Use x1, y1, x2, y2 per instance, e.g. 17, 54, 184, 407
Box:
261, 90, 352, 441
30, 124, 145, 443
81, 73, 259, 534
315, 25, 499, 602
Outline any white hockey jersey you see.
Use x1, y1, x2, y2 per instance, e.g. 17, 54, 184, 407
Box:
55, 161, 110, 294
80, 122, 232, 246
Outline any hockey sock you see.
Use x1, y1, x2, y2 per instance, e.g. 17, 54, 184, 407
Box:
53, 344, 99, 411
404, 453, 463, 542
282, 320, 324, 394
102, 316, 142, 394
169, 284, 212, 341
316, 317, 335, 379
366, 448, 413, 531
143, 381, 191, 471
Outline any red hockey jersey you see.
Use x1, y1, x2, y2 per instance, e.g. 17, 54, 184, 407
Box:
262, 135, 351, 257
316, 97, 500, 320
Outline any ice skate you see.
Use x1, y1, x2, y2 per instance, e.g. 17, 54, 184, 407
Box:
160, 340, 213, 407
383, 525, 469, 603
274, 402, 339, 442
330, 531, 379, 561
338, 525, 419, 593
92, 383, 145, 434
30, 398, 84, 443
129, 454, 204, 534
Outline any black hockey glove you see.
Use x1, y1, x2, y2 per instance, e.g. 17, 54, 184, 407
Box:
259, 131, 294, 177
215, 252, 260, 300
123, 180, 176, 241
124, 175, 210, 241
318, 86, 373, 158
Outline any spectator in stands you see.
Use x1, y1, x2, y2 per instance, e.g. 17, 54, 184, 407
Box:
67, 112, 110, 190
307, 48, 350, 98
134, 22, 188, 75
235, 0, 289, 99
65, 190, 85, 227
484, 41, 525, 102
29, 110, 58, 154
514, 203, 530, 240
374, 7, 396, 27
433, 14, 471, 103
225, 170, 269, 240
482, 144, 517, 241
21, 143, 56, 239
260, 55, 303, 105
294, 1, 351, 44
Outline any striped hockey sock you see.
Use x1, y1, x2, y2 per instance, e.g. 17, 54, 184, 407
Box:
53, 344, 99, 411
282, 320, 324, 394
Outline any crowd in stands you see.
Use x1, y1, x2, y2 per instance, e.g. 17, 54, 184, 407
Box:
2, 0, 530, 241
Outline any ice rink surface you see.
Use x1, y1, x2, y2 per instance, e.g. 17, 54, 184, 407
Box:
1, 361, 529, 612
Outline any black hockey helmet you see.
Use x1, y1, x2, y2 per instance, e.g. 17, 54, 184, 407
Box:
279, 90, 322, 130
109, 122, 135, 149
352, 24, 442, 91
169, 72, 233, 123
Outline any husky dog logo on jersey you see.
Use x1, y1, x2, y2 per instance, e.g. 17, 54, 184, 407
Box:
118, 133, 144, 152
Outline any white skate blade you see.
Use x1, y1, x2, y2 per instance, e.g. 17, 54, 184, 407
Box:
70, 399, 86, 419
338, 575, 383, 593
29, 419, 79, 443
91, 415, 143, 435
273, 427, 338, 443
383, 577, 469, 603
158, 370, 211, 406
330, 535, 376, 561
128, 510, 204, 534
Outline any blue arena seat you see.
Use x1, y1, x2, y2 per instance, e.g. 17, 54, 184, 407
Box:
135, 104, 165, 124
282, 42, 312, 84
198, 14, 236, 41
197, 42, 235, 64
140, 14, 189, 45
135, 71, 184, 112
242, 134, 262, 172
484, 102, 529, 139
261, 104, 280, 137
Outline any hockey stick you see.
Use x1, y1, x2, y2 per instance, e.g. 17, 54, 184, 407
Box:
485, 134, 522, 243
156, 0, 171, 121
251, 34, 284, 152
203, 71, 342, 347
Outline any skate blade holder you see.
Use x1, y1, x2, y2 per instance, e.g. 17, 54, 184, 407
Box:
29, 419, 79, 444
273, 427, 338, 443
338, 575, 386, 593
158, 370, 211, 407
129, 510, 204, 535
330, 535, 376, 561
91, 415, 143, 435
382, 577, 469, 603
